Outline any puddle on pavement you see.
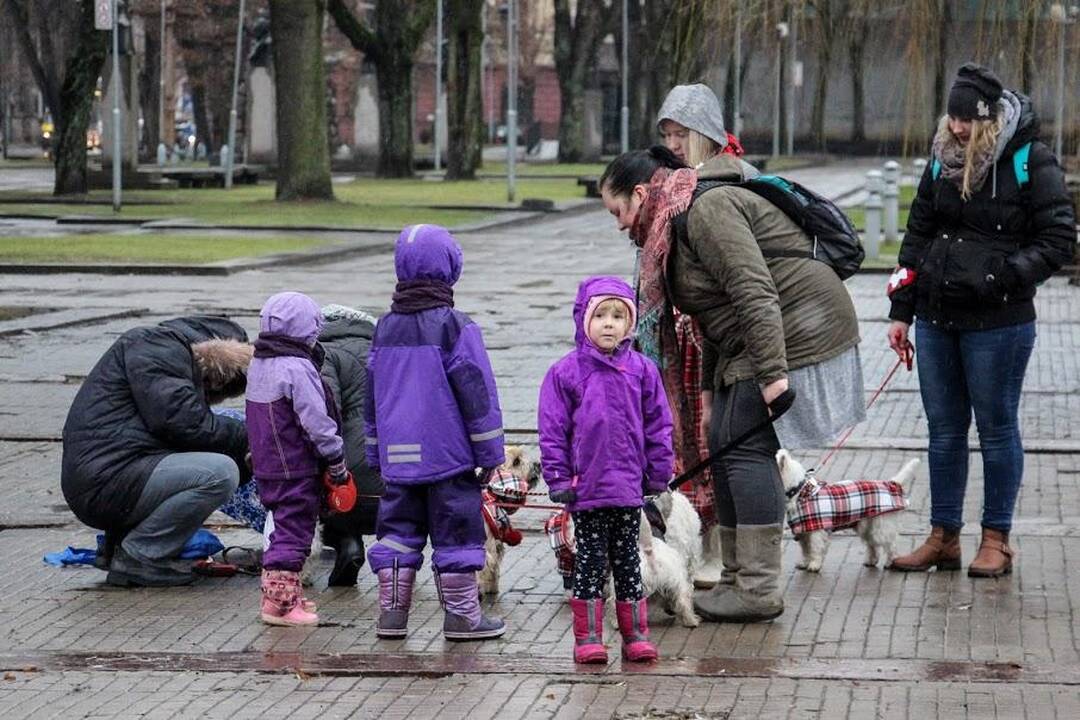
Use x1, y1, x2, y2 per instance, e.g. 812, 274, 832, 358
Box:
0, 306, 62, 322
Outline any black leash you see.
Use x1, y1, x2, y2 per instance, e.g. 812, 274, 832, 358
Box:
667, 388, 796, 491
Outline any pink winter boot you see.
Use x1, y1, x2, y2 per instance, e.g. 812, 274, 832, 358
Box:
569, 598, 608, 664
615, 599, 657, 662
260, 569, 319, 626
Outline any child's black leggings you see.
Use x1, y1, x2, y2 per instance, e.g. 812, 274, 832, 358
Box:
571, 506, 642, 601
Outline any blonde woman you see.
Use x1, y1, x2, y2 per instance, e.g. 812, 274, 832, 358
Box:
887, 63, 1075, 577
650, 84, 757, 589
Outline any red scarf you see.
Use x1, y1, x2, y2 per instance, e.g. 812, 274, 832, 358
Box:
631, 166, 702, 483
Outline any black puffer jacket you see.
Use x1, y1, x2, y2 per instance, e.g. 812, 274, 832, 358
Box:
889, 94, 1076, 330
61, 316, 250, 531
319, 312, 383, 538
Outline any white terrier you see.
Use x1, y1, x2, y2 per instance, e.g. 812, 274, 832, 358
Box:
777, 449, 918, 572
603, 491, 701, 628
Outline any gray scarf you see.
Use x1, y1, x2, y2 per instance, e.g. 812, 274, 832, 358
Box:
931, 91, 1020, 198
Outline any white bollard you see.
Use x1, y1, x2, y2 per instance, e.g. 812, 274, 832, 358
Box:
220, 144, 230, 169
913, 157, 927, 181
864, 187, 883, 260
883, 160, 901, 243
156, 143, 167, 166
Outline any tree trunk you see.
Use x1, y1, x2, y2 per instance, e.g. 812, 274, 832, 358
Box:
445, 0, 483, 180
327, 0, 436, 179
553, 0, 609, 162
375, 59, 415, 178
53, 0, 107, 196
932, 0, 952, 122
191, 83, 210, 155
1018, 2, 1037, 95
269, 0, 333, 201
848, 32, 866, 143
139, 22, 161, 161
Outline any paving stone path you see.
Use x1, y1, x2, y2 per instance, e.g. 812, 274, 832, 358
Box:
1, 162, 1078, 718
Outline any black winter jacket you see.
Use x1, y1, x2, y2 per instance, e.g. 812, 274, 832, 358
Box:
889, 95, 1076, 330
61, 316, 250, 531
319, 314, 383, 538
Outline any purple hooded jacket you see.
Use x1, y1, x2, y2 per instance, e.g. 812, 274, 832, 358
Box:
537, 276, 674, 512
246, 292, 344, 480
365, 225, 505, 483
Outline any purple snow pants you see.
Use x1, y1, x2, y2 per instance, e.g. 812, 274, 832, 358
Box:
367, 471, 485, 573
258, 474, 320, 572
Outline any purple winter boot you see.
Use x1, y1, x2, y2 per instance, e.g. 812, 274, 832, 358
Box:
376, 565, 416, 639
435, 571, 506, 641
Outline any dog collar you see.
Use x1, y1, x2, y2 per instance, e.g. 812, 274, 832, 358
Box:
785, 468, 819, 500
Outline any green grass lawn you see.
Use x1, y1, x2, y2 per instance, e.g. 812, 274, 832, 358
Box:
0, 233, 330, 264
0, 175, 589, 228
477, 161, 607, 177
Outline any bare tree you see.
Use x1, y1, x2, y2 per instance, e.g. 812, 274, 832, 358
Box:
445, 0, 484, 179
807, 0, 843, 151
329, 0, 436, 178
269, 0, 334, 200
553, 0, 611, 162
3, 0, 107, 195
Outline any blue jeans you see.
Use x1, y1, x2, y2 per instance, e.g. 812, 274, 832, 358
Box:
915, 319, 1035, 533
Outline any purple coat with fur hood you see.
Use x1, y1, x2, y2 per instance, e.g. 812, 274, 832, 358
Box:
246, 292, 344, 480
538, 276, 674, 512
365, 224, 505, 483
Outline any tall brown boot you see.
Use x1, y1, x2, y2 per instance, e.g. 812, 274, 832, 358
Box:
887, 526, 961, 572
967, 528, 1013, 578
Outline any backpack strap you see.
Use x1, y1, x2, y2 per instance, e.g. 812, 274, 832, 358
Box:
930, 157, 941, 181
1012, 141, 1032, 188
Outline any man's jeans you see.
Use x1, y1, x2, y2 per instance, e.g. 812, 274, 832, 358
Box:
122, 452, 239, 564
915, 319, 1035, 533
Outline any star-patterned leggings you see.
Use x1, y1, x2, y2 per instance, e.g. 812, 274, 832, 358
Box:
571, 507, 643, 601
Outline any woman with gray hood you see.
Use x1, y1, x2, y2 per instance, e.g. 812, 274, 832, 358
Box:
649, 83, 758, 589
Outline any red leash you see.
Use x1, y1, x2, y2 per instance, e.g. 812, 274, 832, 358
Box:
814, 342, 913, 472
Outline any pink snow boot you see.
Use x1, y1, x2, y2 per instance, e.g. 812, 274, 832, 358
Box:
615, 599, 657, 662
569, 598, 608, 664
260, 569, 319, 626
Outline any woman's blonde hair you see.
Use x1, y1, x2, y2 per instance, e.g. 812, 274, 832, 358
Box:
937, 114, 1006, 199
685, 128, 721, 168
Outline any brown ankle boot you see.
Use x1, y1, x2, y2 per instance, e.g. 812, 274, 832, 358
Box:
967, 528, 1013, 578
887, 526, 961, 572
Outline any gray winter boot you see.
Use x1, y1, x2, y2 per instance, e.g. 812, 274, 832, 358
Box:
693, 524, 784, 623
718, 525, 740, 589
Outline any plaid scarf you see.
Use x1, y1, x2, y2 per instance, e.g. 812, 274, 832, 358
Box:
631, 166, 700, 488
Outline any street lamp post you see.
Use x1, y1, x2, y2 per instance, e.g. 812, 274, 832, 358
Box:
111, 0, 122, 212
785, 4, 798, 156
733, 3, 742, 136
773, 21, 788, 157
158, 0, 166, 160
1050, 4, 1077, 158
620, 0, 628, 153
506, 0, 518, 203
434, 0, 443, 173
224, 0, 245, 189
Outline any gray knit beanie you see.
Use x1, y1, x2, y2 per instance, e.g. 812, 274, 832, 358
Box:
656, 84, 728, 149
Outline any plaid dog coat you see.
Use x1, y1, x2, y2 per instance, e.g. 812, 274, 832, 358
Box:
787, 478, 908, 536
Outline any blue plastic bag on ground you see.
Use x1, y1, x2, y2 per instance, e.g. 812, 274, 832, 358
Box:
44, 528, 225, 566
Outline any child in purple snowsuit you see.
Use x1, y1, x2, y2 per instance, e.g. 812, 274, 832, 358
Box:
366, 224, 506, 641
247, 291, 349, 627
538, 276, 674, 664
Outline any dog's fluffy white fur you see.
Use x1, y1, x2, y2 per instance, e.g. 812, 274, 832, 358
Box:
478, 445, 540, 597
635, 491, 702, 627
777, 449, 919, 572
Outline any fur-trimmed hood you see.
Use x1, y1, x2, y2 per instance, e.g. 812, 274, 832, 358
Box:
192, 338, 253, 401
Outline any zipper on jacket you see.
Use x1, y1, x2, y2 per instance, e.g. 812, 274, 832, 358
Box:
267, 403, 291, 480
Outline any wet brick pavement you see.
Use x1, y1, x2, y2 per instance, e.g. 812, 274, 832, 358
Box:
1, 162, 1079, 718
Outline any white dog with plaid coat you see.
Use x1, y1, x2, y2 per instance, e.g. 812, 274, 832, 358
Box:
777, 450, 918, 572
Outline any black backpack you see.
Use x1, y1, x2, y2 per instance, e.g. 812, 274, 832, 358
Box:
672, 175, 865, 280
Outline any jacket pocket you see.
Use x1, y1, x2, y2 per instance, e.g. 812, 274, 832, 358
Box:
941, 235, 1012, 305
